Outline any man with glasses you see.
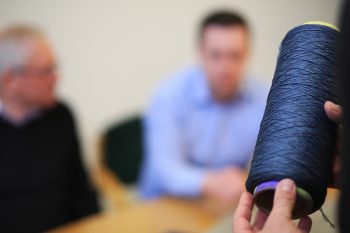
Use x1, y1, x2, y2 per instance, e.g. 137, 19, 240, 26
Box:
0, 25, 99, 233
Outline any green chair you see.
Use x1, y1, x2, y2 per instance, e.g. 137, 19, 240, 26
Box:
103, 116, 143, 185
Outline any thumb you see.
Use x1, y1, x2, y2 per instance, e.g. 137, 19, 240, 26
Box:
270, 179, 296, 219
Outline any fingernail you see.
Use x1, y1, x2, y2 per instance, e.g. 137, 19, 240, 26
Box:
330, 103, 341, 113
278, 179, 295, 192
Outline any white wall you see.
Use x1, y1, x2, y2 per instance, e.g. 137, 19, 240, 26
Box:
0, 0, 342, 166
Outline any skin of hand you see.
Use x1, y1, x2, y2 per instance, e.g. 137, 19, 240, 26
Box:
233, 179, 312, 233
324, 101, 342, 123
202, 167, 245, 203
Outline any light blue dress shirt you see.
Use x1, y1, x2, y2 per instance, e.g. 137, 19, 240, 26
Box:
140, 66, 269, 199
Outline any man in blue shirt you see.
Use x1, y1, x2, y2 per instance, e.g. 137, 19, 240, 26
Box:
141, 11, 268, 204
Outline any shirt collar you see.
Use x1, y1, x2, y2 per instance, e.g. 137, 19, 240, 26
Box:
192, 67, 249, 106
0, 102, 42, 126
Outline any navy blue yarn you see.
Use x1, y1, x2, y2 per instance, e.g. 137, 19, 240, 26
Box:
246, 24, 340, 214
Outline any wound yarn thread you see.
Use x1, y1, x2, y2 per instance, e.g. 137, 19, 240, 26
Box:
246, 24, 340, 216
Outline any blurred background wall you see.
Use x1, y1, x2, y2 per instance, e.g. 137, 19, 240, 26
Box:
0, 0, 342, 166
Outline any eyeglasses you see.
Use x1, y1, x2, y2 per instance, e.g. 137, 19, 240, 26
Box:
12, 64, 58, 78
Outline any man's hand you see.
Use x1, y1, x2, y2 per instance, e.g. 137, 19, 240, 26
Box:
324, 101, 342, 123
202, 167, 245, 203
233, 179, 312, 233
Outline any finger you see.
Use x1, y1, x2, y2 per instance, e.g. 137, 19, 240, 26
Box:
297, 216, 312, 233
253, 210, 268, 231
233, 192, 254, 232
270, 179, 296, 219
324, 101, 342, 123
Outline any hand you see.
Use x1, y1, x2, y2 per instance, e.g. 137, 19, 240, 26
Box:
324, 101, 342, 123
324, 101, 342, 189
233, 179, 312, 233
202, 167, 245, 203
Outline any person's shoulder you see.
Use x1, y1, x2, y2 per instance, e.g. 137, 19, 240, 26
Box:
46, 101, 76, 121
242, 75, 271, 101
53, 101, 72, 113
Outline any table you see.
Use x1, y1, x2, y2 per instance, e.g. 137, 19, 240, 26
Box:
49, 197, 228, 233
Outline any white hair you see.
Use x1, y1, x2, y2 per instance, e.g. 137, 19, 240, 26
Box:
0, 25, 45, 78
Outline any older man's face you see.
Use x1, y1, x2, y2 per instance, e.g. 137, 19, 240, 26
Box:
199, 25, 249, 102
13, 40, 58, 109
